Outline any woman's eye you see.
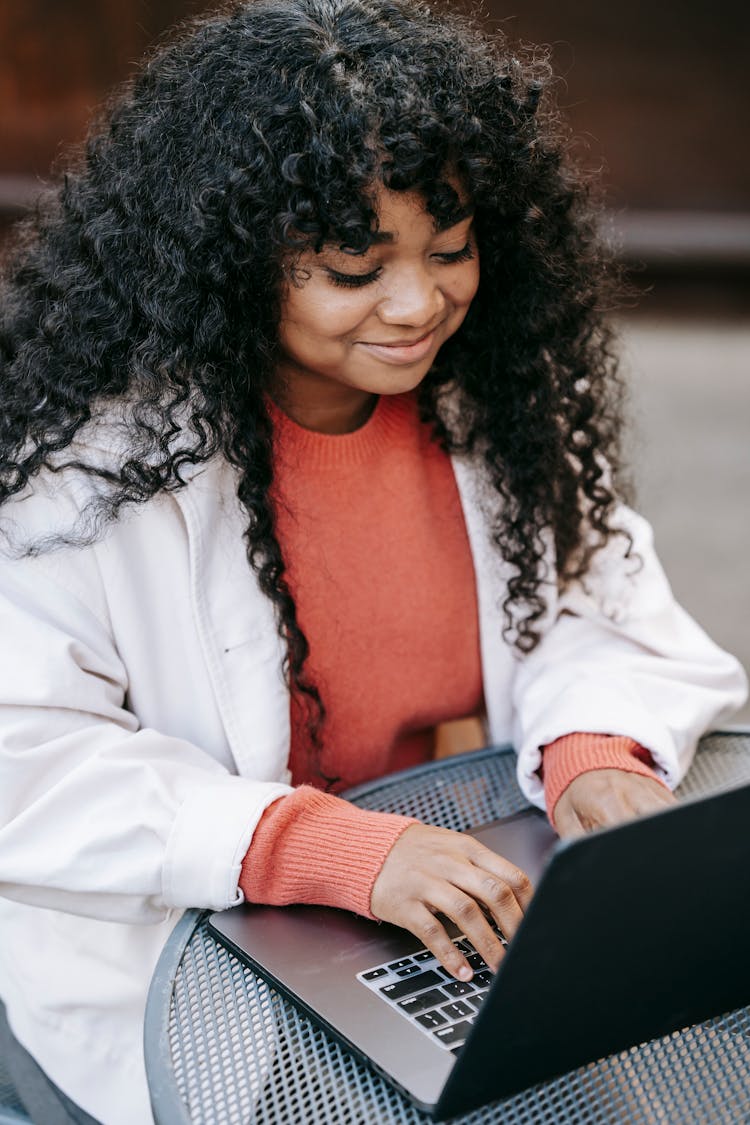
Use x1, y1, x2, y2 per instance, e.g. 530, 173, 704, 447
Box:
434, 242, 475, 264
323, 242, 474, 288
325, 267, 382, 289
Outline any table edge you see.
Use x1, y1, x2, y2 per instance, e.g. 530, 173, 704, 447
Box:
145, 727, 750, 1123
145, 908, 205, 1125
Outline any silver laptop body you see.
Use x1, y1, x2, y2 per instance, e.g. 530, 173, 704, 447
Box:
209, 787, 750, 1119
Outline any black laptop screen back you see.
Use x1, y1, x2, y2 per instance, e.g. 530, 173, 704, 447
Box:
437, 783, 750, 1118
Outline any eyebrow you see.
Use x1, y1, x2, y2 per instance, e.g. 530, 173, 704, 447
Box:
435, 201, 476, 231
340, 204, 476, 251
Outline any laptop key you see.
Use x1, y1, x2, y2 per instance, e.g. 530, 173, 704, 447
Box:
397, 988, 446, 1015
414, 950, 435, 962
388, 958, 413, 972
465, 994, 486, 1012
433, 1020, 472, 1047
397, 996, 425, 1016
442, 1000, 473, 1020
442, 980, 475, 997
467, 952, 487, 970
396, 965, 421, 977
415, 1010, 448, 1030
380, 970, 443, 1001
362, 967, 387, 981
473, 971, 493, 989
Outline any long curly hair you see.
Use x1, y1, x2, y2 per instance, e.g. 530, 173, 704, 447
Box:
0, 0, 629, 744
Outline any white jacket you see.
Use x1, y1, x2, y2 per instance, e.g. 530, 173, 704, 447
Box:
0, 448, 745, 1124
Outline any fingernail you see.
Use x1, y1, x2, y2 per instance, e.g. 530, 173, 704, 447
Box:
458, 965, 473, 981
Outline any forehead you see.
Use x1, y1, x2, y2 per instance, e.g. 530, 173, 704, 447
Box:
370, 185, 474, 243
287, 174, 475, 259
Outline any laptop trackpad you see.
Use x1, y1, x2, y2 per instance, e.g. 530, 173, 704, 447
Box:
469, 808, 558, 886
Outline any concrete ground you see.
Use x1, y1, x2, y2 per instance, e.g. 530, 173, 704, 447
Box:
618, 316, 750, 724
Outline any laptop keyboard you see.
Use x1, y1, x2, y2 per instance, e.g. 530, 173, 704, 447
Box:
357, 933, 505, 1053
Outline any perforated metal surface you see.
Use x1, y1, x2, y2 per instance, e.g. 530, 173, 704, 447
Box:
0, 1056, 26, 1120
152, 732, 750, 1124
0, 1004, 36, 1123
0, 1067, 27, 1125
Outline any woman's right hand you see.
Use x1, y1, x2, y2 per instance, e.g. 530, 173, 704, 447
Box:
370, 823, 533, 981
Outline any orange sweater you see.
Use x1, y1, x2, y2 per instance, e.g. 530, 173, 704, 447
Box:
239, 393, 662, 917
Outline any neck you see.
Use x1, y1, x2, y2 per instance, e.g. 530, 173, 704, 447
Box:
269, 380, 378, 434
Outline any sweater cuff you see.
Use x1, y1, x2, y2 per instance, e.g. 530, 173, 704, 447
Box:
542, 732, 669, 826
239, 786, 418, 919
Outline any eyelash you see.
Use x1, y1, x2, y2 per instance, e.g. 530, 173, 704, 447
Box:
325, 242, 475, 289
326, 268, 383, 290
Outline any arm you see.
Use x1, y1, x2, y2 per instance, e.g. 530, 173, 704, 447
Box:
0, 544, 292, 923
512, 505, 748, 809
239, 784, 418, 917
240, 785, 532, 981
542, 732, 675, 834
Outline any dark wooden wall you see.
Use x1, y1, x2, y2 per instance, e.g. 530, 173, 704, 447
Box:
1, 2, 748, 223
490, 0, 749, 212
0, 0, 204, 180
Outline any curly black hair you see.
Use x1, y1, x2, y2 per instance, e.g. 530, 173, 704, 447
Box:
0, 0, 629, 750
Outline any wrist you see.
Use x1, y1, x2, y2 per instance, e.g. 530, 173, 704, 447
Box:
542, 733, 667, 827
239, 786, 418, 917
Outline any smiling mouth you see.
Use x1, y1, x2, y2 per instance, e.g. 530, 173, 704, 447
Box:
356, 326, 441, 364
363, 326, 437, 348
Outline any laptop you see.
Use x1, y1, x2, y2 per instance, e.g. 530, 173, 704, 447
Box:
209, 783, 750, 1119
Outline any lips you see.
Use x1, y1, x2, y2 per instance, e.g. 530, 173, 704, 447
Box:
373, 330, 434, 348
356, 327, 439, 365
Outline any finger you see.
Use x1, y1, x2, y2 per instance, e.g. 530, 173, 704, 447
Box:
564, 785, 628, 832
553, 802, 587, 839
466, 845, 535, 912
405, 903, 474, 981
442, 856, 526, 943
564, 771, 678, 828
427, 884, 506, 974
631, 781, 677, 814
585, 781, 674, 828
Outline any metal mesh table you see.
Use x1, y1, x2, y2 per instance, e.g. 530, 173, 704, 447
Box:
145, 730, 750, 1124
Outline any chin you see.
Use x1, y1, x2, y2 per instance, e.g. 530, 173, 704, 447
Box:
367, 369, 430, 396
369, 353, 440, 388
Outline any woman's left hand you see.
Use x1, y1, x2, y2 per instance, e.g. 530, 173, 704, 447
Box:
553, 768, 677, 838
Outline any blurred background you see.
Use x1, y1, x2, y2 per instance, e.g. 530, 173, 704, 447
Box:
1, 0, 748, 720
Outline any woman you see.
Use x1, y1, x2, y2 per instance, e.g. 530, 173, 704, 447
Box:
0, 1, 745, 1121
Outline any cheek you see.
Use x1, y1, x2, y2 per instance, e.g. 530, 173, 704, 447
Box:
448, 262, 481, 311
281, 284, 376, 344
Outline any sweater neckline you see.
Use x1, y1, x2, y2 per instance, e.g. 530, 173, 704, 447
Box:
268, 392, 419, 468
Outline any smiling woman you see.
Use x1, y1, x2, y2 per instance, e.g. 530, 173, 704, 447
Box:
0, 0, 745, 1122
275, 186, 480, 431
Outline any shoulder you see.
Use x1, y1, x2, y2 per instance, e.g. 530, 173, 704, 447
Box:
0, 402, 235, 560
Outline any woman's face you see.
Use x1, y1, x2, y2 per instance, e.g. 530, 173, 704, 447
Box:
274, 184, 480, 433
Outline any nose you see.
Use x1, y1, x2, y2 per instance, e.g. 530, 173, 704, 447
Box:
377, 264, 447, 328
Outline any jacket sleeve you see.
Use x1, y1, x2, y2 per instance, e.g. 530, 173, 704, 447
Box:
512, 505, 748, 807
0, 533, 292, 925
